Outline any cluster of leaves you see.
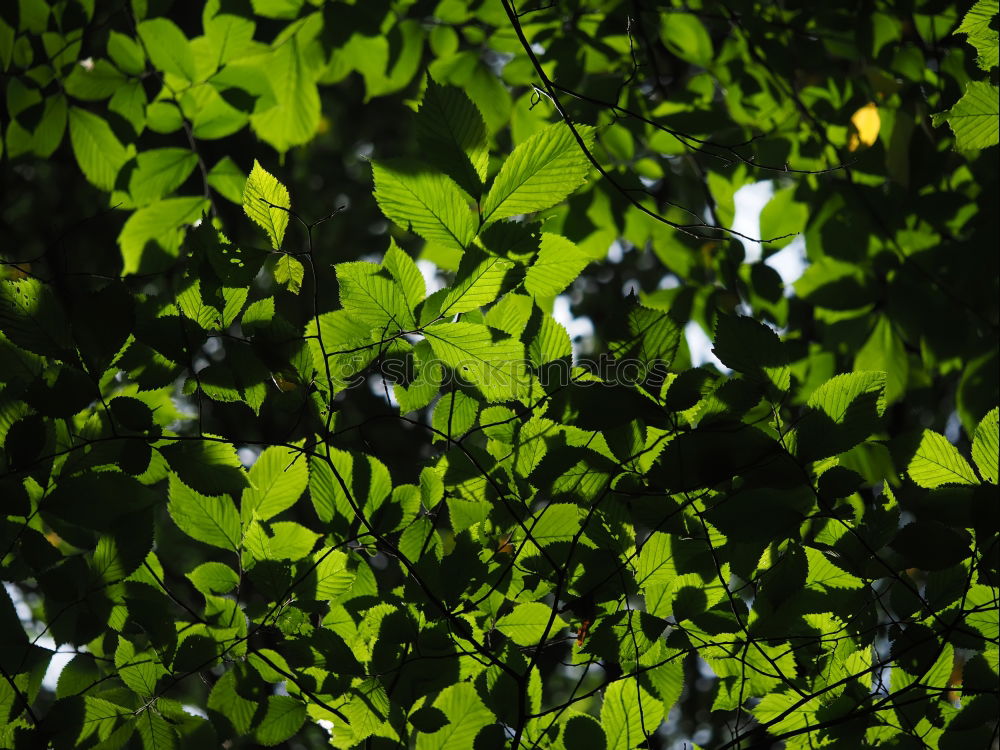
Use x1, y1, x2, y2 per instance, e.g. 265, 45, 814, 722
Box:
1, 1, 998, 749
933, 0, 999, 150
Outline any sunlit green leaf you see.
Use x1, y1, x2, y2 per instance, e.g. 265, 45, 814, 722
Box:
243, 159, 290, 251
242, 443, 309, 522
601, 679, 660, 750
496, 601, 565, 646
414, 683, 494, 750
68, 107, 129, 191
168, 474, 242, 551
937, 81, 999, 150
972, 407, 999, 483
373, 158, 477, 251
481, 122, 594, 224
907, 429, 978, 487
137, 18, 196, 81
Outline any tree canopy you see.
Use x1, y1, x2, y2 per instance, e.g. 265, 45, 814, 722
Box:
0, 1, 997, 748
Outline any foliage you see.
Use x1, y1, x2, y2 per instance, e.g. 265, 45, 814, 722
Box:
0, 1, 997, 749
933, 0, 1000, 149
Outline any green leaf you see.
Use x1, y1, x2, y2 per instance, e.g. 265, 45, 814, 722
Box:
42, 472, 156, 530
118, 197, 209, 274
808, 371, 887, 420
336, 261, 415, 332
600, 679, 660, 750
311, 548, 354, 600
115, 637, 166, 697
63, 59, 126, 101
752, 691, 821, 738
207, 156, 247, 204
759, 186, 807, 248
957, 0, 999, 70
55, 654, 100, 699
136, 710, 178, 750
414, 683, 494, 750
68, 107, 129, 191
243, 160, 290, 251
306, 310, 380, 392
6, 88, 67, 159
712, 315, 789, 390
349, 19, 424, 100
107, 30, 146, 75
266, 522, 320, 560
208, 669, 256, 734
187, 86, 249, 139
197, 341, 271, 413
907, 429, 978, 487
972, 407, 999, 483
273, 254, 304, 293
416, 76, 489, 195
242, 443, 309, 522
122, 148, 199, 207
854, 315, 908, 404
527, 312, 572, 366
432, 391, 479, 441
520, 502, 578, 546
0, 278, 73, 359
561, 714, 607, 750
339, 677, 390, 745
246, 0, 303, 21
137, 18, 195, 81
646, 657, 684, 716
659, 12, 713, 66
383, 239, 426, 312
484, 293, 533, 335
168, 474, 242, 551
804, 546, 863, 591
146, 99, 184, 134
423, 321, 530, 402
249, 36, 320, 153
393, 340, 443, 413
109, 80, 148, 136
160, 438, 249, 496
939, 81, 999, 150
481, 122, 594, 224
439, 247, 515, 316
186, 562, 239, 595
373, 158, 477, 251
203, 6, 256, 67
635, 532, 677, 588
309, 449, 392, 525
496, 602, 565, 647
91, 525, 153, 583
610, 303, 682, 373
524, 233, 590, 298
254, 695, 305, 746
796, 371, 887, 461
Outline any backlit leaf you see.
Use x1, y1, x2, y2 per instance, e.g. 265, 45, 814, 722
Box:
907, 429, 978, 487
242, 443, 309, 522
481, 122, 594, 224
168, 474, 242, 551
496, 601, 565, 646
938, 81, 999, 150
243, 160, 290, 251
972, 407, 999, 483
137, 18, 196, 81
373, 158, 477, 251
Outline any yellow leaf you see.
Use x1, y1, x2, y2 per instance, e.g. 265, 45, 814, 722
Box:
848, 102, 880, 151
